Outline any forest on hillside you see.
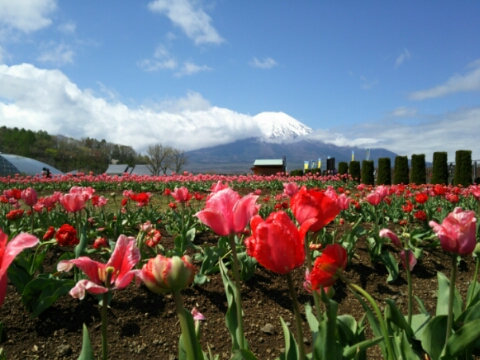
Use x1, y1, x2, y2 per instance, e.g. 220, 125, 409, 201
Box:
0, 126, 147, 174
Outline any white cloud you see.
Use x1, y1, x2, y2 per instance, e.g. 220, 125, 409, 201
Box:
388, 107, 418, 117
0, 63, 259, 153
58, 21, 76, 34
0, 0, 56, 33
37, 43, 74, 66
338, 107, 480, 161
360, 76, 378, 90
138, 44, 178, 72
395, 48, 411, 68
409, 59, 480, 100
153, 91, 211, 113
174, 61, 211, 77
249, 57, 277, 69
148, 0, 224, 45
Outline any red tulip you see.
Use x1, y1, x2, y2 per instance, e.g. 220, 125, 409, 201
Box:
21, 187, 38, 207
57, 235, 140, 299
195, 188, 259, 236
0, 229, 39, 306
429, 207, 477, 256
245, 211, 306, 274
55, 224, 79, 246
310, 244, 347, 289
290, 186, 340, 233
137, 255, 195, 294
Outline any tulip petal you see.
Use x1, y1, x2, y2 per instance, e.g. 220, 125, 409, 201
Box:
107, 235, 140, 286
195, 209, 230, 236
233, 193, 259, 233
70, 279, 109, 299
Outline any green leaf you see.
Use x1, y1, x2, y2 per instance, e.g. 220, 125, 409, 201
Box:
414, 296, 428, 315
231, 349, 257, 360
444, 318, 480, 358
436, 272, 462, 319
77, 324, 95, 360
343, 337, 384, 359
74, 225, 89, 258
380, 251, 399, 283
21, 274, 75, 318
219, 260, 248, 352
410, 313, 431, 341
278, 317, 300, 360
304, 302, 319, 345
420, 315, 447, 360
7, 262, 33, 294
385, 299, 414, 338
237, 251, 257, 281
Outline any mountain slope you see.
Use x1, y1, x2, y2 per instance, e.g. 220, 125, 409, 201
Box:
253, 112, 313, 140
185, 137, 398, 173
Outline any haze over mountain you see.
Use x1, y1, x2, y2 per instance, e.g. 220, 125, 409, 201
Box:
186, 112, 398, 173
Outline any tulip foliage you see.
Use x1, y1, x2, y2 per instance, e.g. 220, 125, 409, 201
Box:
1, 173, 480, 359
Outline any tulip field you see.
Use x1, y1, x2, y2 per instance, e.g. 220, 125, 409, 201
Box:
0, 172, 480, 360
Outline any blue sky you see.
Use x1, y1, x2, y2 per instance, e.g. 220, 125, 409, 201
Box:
0, 0, 479, 162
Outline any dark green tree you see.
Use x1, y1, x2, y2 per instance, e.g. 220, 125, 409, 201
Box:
361, 160, 374, 185
454, 150, 472, 186
431, 152, 449, 184
349, 161, 361, 182
393, 156, 409, 185
376, 158, 391, 185
410, 154, 426, 185
338, 162, 348, 180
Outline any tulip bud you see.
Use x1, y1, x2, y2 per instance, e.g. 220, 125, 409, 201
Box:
474, 242, 480, 256
141, 255, 195, 294
21, 187, 38, 207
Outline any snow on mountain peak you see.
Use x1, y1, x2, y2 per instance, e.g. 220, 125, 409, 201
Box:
253, 112, 313, 141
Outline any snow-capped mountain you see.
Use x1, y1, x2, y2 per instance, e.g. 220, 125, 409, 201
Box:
253, 112, 313, 141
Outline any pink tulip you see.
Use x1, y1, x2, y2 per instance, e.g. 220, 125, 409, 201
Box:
337, 194, 351, 211
21, 187, 38, 207
57, 235, 140, 299
429, 207, 477, 256
366, 192, 382, 206
195, 188, 259, 236
400, 250, 417, 271
60, 193, 86, 213
0, 229, 39, 306
172, 187, 192, 203
379, 228, 402, 248
283, 182, 299, 197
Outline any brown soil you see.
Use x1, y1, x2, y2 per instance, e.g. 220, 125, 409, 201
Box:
0, 225, 478, 360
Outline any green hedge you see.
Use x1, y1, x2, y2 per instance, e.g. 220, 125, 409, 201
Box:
431, 152, 449, 184
410, 154, 426, 185
349, 161, 361, 182
338, 162, 349, 176
454, 150, 472, 186
361, 160, 374, 185
393, 156, 409, 184
377, 158, 391, 185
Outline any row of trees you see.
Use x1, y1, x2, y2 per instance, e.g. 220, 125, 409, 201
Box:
0, 126, 188, 175
338, 150, 476, 186
145, 144, 188, 176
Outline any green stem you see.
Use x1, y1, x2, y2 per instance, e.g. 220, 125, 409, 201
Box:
403, 236, 413, 326
405, 252, 413, 326
304, 233, 323, 323
341, 275, 395, 360
228, 235, 246, 350
446, 255, 458, 344
467, 256, 480, 306
172, 290, 197, 360
30, 206, 34, 235
286, 272, 306, 360
101, 291, 109, 360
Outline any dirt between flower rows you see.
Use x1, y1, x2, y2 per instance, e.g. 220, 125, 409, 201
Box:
0, 225, 478, 360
